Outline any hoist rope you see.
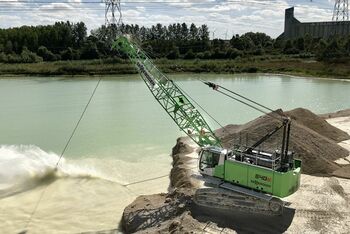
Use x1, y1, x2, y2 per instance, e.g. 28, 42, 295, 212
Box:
219, 85, 277, 114
215, 89, 283, 122
22, 77, 102, 233
198, 79, 285, 123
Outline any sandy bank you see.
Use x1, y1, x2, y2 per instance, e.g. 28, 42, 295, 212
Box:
121, 108, 350, 233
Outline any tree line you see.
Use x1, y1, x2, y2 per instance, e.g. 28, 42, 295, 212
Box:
0, 21, 350, 63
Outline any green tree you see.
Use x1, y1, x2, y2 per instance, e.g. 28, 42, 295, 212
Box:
4, 40, 13, 54
73, 22, 87, 48
37, 46, 57, 61
0, 52, 7, 62
189, 23, 198, 41
199, 25, 209, 41
20, 47, 43, 63
226, 48, 242, 59
184, 49, 195, 59
61, 47, 80, 60
344, 36, 350, 55
181, 23, 189, 40
283, 40, 299, 54
319, 39, 344, 61
295, 37, 305, 51
166, 47, 180, 59
80, 40, 99, 59
230, 35, 245, 50
7, 53, 21, 63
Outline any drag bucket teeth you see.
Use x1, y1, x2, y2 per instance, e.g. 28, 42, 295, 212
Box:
193, 188, 283, 216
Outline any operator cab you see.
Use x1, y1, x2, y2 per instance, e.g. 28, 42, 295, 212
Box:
198, 146, 231, 176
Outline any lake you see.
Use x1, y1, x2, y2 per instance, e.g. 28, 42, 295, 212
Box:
1, 74, 349, 233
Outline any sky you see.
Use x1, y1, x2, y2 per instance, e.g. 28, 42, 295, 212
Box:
0, 0, 340, 38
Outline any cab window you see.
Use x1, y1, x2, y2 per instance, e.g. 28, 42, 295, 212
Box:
200, 151, 220, 170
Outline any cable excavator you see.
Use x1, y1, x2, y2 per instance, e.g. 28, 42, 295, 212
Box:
113, 36, 301, 215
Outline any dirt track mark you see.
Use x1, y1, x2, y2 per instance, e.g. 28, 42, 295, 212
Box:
328, 178, 348, 201
296, 209, 349, 233
295, 209, 349, 219
202, 222, 234, 234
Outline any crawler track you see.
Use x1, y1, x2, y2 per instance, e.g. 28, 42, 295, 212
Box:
194, 187, 284, 216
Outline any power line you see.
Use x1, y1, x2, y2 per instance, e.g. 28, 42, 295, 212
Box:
0, 1, 336, 12
0, 0, 284, 3
0, 0, 308, 7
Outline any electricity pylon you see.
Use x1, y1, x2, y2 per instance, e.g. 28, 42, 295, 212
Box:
333, 0, 349, 21
102, 0, 123, 40
104, 0, 122, 26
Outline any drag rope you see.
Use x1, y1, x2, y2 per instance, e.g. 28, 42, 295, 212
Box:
123, 166, 198, 187
22, 78, 102, 233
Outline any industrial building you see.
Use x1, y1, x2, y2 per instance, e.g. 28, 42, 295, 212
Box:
280, 7, 350, 39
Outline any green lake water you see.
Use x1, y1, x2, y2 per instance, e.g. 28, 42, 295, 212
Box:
0, 73, 349, 233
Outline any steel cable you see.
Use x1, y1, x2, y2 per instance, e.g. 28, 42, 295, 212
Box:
21, 77, 102, 233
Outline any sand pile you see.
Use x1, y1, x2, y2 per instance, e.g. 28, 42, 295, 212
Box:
220, 108, 350, 177
286, 108, 349, 142
319, 108, 350, 119
121, 136, 233, 233
121, 108, 350, 233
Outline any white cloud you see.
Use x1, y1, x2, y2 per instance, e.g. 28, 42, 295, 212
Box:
0, 0, 339, 38
38, 3, 74, 12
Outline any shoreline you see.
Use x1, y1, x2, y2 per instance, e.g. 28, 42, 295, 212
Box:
1, 58, 350, 79
1, 71, 350, 84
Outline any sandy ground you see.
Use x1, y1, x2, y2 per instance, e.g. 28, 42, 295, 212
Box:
193, 115, 350, 233
328, 116, 350, 165
122, 113, 350, 233
200, 114, 350, 233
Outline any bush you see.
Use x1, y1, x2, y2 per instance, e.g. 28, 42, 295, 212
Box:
298, 52, 313, 59
37, 46, 58, 61
196, 52, 205, 59
184, 49, 196, 59
242, 66, 258, 73
57, 65, 87, 75
60, 47, 80, 60
166, 48, 180, 59
102, 57, 125, 64
7, 53, 22, 63
344, 37, 350, 55
283, 40, 299, 54
80, 41, 100, 60
317, 39, 345, 61
20, 47, 43, 63
0, 52, 7, 62
226, 48, 242, 59
252, 48, 264, 56
203, 51, 211, 59
284, 47, 300, 55
211, 48, 226, 59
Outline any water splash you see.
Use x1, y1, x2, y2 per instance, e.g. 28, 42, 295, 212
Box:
0, 145, 115, 198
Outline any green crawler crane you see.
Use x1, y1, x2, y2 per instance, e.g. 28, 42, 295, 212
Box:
113, 36, 301, 215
